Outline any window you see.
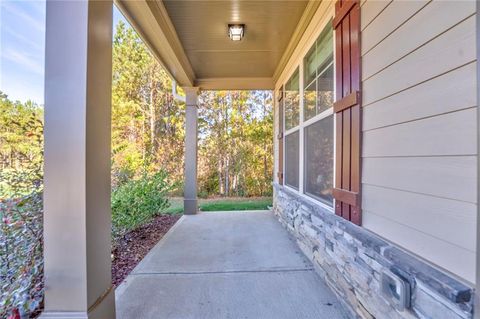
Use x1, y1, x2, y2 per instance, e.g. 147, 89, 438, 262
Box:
303, 23, 334, 206
284, 68, 300, 190
303, 24, 333, 121
277, 87, 284, 185
284, 69, 299, 130
285, 131, 299, 189
304, 115, 334, 204
282, 22, 334, 208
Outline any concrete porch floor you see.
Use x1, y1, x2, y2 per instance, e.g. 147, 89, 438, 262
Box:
115, 211, 349, 319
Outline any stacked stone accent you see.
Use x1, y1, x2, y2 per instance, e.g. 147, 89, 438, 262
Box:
273, 184, 474, 319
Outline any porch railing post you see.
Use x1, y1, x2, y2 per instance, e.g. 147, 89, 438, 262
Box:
184, 87, 200, 215
41, 1, 115, 318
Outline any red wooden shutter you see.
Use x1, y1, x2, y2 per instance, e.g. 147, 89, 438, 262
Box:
332, 0, 361, 225
277, 88, 284, 185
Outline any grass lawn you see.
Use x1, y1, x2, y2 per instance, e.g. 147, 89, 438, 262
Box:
163, 196, 273, 214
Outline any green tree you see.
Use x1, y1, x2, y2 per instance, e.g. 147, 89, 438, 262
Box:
111, 22, 273, 198
198, 90, 273, 197
111, 22, 185, 188
0, 92, 43, 197
0, 92, 44, 317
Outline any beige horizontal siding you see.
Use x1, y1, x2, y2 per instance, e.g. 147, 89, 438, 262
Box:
360, 0, 391, 31
363, 185, 476, 252
362, 0, 475, 80
363, 208, 475, 283
361, 0, 428, 55
363, 156, 476, 204
363, 14, 475, 106
361, 0, 477, 283
363, 107, 476, 157
363, 62, 476, 131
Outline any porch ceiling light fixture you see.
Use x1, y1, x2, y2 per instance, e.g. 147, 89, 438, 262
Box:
228, 24, 245, 41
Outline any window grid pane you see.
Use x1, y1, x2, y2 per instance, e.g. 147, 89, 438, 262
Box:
285, 131, 299, 189
284, 69, 300, 130
316, 63, 334, 115
304, 43, 317, 85
303, 21, 333, 121
304, 82, 316, 121
304, 115, 334, 205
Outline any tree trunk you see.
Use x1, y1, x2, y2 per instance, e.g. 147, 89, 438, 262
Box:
218, 158, 224, 195
225, 157, 229, 196
263, 93, 268, 196
149, 67, 158, 157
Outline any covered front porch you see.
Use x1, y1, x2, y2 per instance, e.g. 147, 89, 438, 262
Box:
39, 0, 480, 318
115, 211, 347, 318
41, 0, 311, 317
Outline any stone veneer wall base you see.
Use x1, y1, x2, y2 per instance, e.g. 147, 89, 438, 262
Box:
273, 184, 474, 319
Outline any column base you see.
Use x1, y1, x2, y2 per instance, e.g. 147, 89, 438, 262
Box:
40, 286, 115, 319
184, 198, 198, 215
39, 313, 87, 319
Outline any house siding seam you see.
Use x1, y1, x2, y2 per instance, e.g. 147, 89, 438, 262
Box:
360, 0, 477, 283
273, 184, 473, 319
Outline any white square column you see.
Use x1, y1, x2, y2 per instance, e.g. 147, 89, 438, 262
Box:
183, 87, 200, 215
41, 1, 115, 318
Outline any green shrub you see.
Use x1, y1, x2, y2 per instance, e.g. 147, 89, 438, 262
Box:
111, 171, 173, 236
0, 95, 44, 317
0, 192, 44, 318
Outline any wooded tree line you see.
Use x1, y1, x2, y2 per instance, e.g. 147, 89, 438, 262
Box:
111, 21, 186, 188
111, 21, 273, 196
0, 21, 273, 198
0, 94, 43, 170
0, 92, 43, 196
198, 91, 273, 197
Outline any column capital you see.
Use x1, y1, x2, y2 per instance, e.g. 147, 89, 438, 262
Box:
183, 86, 200, 95
183, 86, 200, 106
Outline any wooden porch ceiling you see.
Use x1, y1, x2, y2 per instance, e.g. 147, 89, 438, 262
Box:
115, 0, 320, 90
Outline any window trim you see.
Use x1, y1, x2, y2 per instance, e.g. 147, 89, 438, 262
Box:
303, 106, 333, 128
284, 130, 300, 191
283, 67, 301, 132
283, 66, 301, 190
303, 113, 335, 207
282, 19, 336, 213
303, 59, 334, 121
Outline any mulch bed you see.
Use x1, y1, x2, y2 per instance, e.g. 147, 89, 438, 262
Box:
111, 214, 181, 286
27, 214, 179, 318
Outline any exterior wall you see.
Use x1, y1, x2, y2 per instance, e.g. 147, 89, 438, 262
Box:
360, 0, 477, 283
273, 92, 279, 184
272, 0, 478, 318
273, 185, 473, 319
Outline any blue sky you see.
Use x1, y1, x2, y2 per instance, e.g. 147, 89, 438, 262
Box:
1, 1, 127, 105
